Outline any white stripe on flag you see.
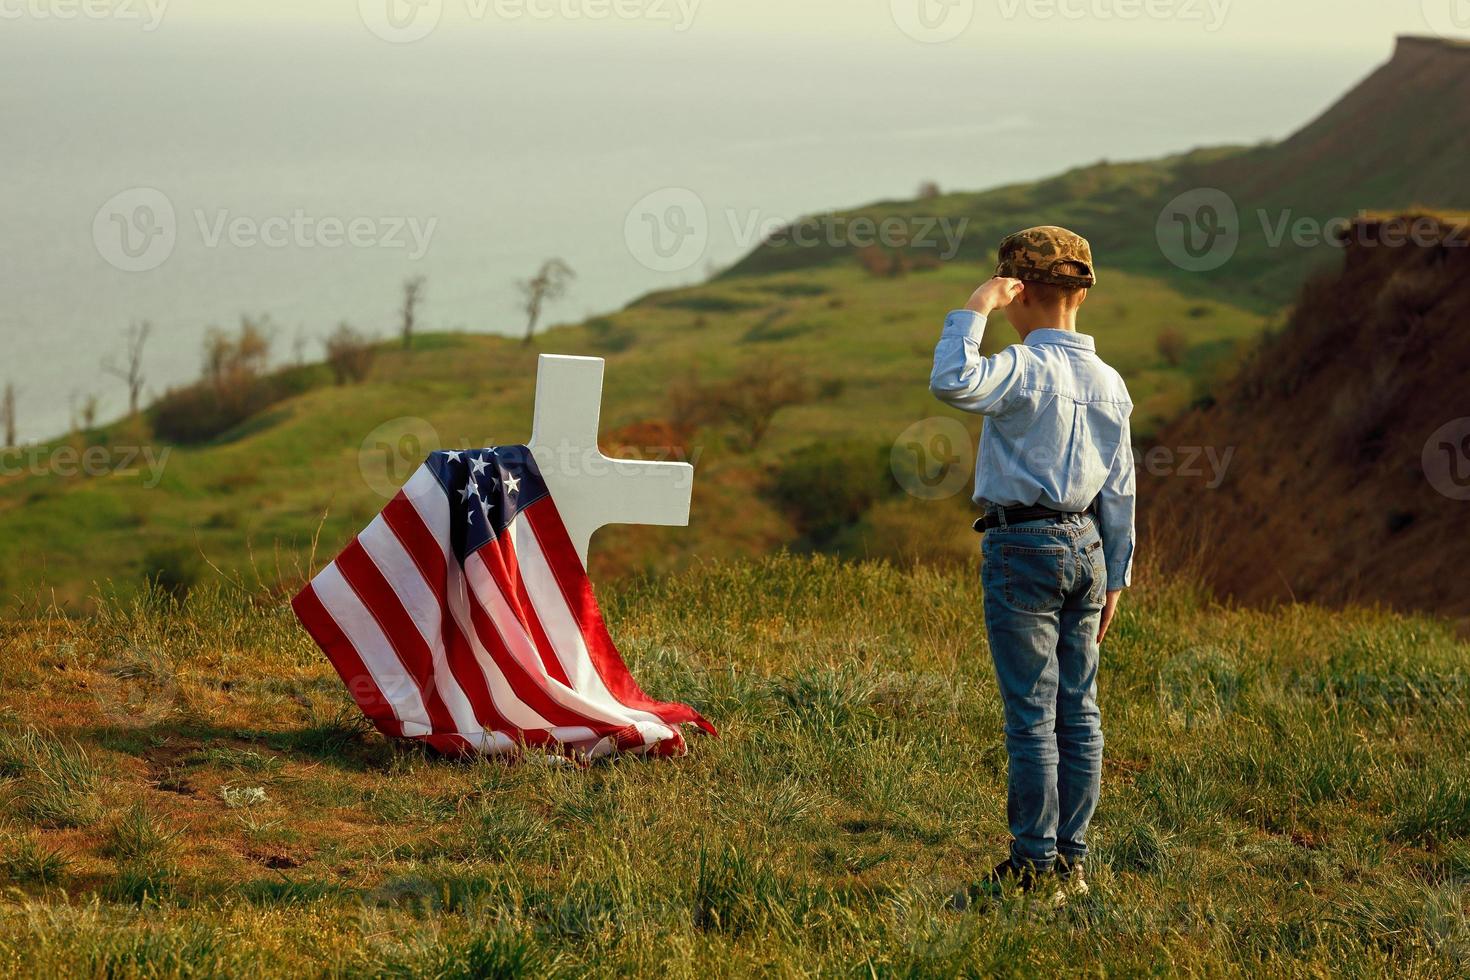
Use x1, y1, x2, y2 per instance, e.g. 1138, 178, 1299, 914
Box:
401, 466, 560, 734
356, 514, 482, 738
463, 551, 645, 732
508, 512, 672, 732
311, 562, 433, 737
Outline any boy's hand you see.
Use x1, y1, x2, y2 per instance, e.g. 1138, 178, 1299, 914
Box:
965, 277, 1025, 314
1098, 590, 1121, 645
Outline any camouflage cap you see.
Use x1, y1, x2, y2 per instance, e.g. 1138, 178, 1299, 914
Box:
995, 225, 1097, 288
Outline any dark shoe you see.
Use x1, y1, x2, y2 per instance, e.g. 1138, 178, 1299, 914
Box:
947, 859, 1041, 910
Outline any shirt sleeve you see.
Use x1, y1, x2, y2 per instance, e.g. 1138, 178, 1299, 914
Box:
928, 310, 1025, 416
1097, 418, 1136, 591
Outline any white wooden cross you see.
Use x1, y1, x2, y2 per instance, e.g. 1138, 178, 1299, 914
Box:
527, 354, 694, 569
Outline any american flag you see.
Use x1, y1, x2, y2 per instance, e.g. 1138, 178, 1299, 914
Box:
292, 445, 715, 760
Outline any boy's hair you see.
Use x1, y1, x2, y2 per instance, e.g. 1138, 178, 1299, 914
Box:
1023, 261, 1090, 311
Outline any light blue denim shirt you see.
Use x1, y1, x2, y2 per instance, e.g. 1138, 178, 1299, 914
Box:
930, 310, 1135, 590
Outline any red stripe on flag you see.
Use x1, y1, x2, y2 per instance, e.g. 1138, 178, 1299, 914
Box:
381, 492, 515, 735
481, 526, 573, 687
334, 538, 461, 738
291, 581, 405, 739
524, 499, 716, 736
461, 549, 632, 738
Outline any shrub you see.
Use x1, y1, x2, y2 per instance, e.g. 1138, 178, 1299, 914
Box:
770, 440, 894, 543
709, 363, 811, 453
151, 379, 283, 444
151, 318, 287, 443
1157, 327, 1188, 367
668, 361, 813, 453
757, 281, 830, 298
584, 317, 637, 353
656, 293, 761, 314
742, 307, 809, 344
858, 243, 887, 276
324, 322, 376, 384
142, 545, 201, 601
601, 418, 692, 458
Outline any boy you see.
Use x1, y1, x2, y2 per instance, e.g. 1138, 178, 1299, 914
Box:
929, 226, 1134, 906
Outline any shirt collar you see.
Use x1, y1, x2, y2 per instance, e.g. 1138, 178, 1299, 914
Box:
1025, 328, 1095, 352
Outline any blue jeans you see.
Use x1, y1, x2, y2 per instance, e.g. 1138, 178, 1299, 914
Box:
980, 512, 1105, 870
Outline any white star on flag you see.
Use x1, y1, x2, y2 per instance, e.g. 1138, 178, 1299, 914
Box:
471, 456, 490, 477
503, 473, 521, 494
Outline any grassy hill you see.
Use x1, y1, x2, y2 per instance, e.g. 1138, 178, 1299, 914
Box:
2, 556, 1469, 974
0, 263, 1267, 609
726, 37, 1470, 309
5, 36, 1467, 610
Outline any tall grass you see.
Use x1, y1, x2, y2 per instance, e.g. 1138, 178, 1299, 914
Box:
0, 555, 1467, 974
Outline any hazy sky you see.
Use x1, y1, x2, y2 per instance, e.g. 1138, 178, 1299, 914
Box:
3, 0, 1462, 443
6, 0, 1461, 54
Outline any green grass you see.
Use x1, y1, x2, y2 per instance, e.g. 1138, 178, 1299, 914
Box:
4, 45, 1468, 609
0, 555, 1467, 975
0, 261, 1269, 610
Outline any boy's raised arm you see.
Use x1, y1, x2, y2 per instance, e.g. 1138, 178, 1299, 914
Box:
929, 277, 1027, 416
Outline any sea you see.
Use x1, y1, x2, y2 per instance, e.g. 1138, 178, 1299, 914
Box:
0, 20, 1380, 442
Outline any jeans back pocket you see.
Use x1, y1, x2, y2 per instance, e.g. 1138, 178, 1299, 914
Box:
992, 543, 1068, 613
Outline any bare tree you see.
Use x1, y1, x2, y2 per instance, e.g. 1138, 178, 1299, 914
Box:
517, 258, 574, 346
715, 363, 811, 452
1, 383, 15, 447
69, 391, 100, 433
81, 394, 99, 431
401, 276, 425, 349
102, 320, 151, 416
669, 361, 811, 453
325, 322, 377, 385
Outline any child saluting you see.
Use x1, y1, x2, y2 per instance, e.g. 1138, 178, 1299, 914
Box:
930, 226, 1135, 907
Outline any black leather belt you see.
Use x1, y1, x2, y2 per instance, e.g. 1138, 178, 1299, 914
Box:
972, 505, 1084, 533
